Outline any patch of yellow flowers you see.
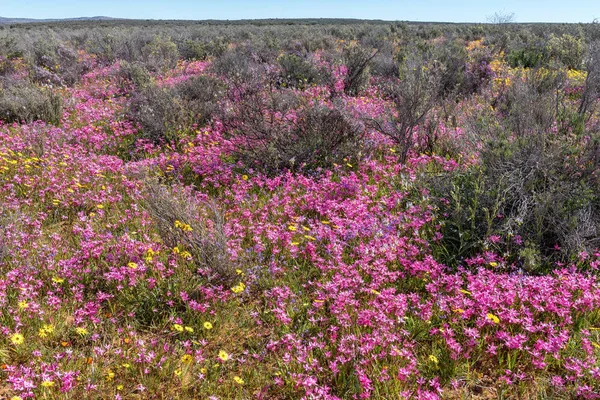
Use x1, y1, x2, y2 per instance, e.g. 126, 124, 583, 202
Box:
174, 220, 193, 232
232, 282, 246, 293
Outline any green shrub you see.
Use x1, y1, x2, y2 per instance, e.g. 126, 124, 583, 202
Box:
342, 45, 377, 96
430, 130, 599, 273
118, 60, 152, 90
0, 80, 63, 125
547, 34, 584, 69
370, 52, 398, 78
506, 45, 548, 68
174, 75, 226, 126
498, 68, 565, 138
210, 48, 263, 85
277, 54, 326, 90
128, 84, 186, 144
142, 35, 179, 72
0, 36, 23, 59
179, 39, 208, 61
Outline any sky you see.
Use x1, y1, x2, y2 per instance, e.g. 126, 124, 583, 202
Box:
0, 0, 598, 23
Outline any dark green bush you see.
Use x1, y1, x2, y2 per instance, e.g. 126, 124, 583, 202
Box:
0, 37, 23, 59
506, 45, 549, 68
210, 48, 263, 85
370, 52, 398, 78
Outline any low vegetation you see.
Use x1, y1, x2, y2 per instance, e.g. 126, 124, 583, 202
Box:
0, 18, 599, 400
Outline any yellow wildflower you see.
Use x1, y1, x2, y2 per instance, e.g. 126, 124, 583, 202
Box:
428, 355, 439, 364
17, 301, 29, 310
184, 326, 194, 333
486, 313, 500, 324
105, 370, 115, 381
75, 327, 89, 336
233, 376, 245, 385
10, 333, 24, 345
172, 324, 184, 332
117, 385, 124, 391
203, 322, 213, 330
180, 251, 192, 258
52, 277, 64, 284
174, 220, 193, 232
127, 262, 138, 269
242, 175, 249, 181
231, 282, 246, 294
174, 369, 182, 376
218, 350, 230, 362
288, 225, 297, 232
41, 380, 55, 387
181, 354, 193, 364
304, 235, 316, 241
96, 204, 104, 209
489, 262, 498, 267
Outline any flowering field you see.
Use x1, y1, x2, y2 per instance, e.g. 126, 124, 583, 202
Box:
1, 22, 600, 399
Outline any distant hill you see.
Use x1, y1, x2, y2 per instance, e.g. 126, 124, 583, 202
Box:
0, 16, 119, 24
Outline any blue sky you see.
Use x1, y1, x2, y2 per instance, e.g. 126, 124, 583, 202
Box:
1, 0, 598, 23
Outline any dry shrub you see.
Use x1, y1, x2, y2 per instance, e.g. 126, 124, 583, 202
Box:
0, 224, 7, 261
342, 45, 377, 96
0, 80, 63, 125
117, 61, 152, 90
0, 211, 18, 262
579, 41, 600, 119
173, 75, 226, 126
142, 182, 235, 285
223, 91, 364, 175
127, 84, 186, 144
370, 54, 442, 162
